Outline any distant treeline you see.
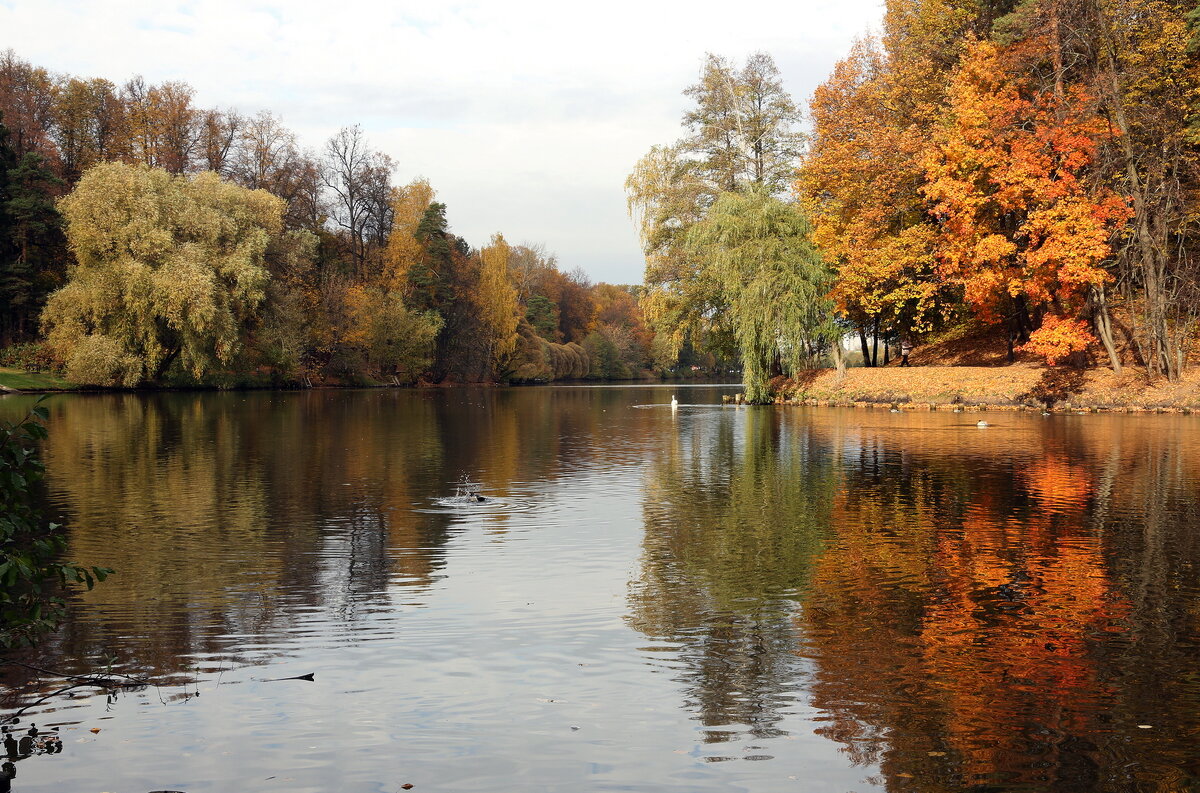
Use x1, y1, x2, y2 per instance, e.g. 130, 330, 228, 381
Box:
0, 50, 715, 387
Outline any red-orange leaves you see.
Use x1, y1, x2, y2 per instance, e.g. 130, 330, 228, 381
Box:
1020, 314, 1096, 364
924, 41, 1130, 358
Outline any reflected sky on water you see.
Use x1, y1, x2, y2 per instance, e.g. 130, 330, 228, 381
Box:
1, 387, 1199, 792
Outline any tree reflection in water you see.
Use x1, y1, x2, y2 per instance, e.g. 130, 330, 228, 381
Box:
629, 407, 835, 743
632, 408, 1200, 791
2, 387, 641, 684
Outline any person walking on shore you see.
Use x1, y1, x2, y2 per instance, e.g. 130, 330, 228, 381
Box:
900, 337, 914, 367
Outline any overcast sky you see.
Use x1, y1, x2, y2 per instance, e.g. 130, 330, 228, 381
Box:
2, 0, 884, 284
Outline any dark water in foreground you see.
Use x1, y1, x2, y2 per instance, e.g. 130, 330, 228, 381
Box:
1, 385, 1199, 792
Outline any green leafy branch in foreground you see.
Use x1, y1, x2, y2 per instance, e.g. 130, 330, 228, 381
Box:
0, 398, 111, 648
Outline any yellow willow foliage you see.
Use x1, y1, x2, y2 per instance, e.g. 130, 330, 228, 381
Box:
44, 162, 284, 385
626, 145, 715, 352
383, 178, 435, 291
478, 233, 520, 365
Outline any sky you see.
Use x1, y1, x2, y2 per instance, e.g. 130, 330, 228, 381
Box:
1, 0, 885, 285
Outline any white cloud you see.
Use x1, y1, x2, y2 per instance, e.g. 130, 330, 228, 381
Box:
2, 0, 884, 284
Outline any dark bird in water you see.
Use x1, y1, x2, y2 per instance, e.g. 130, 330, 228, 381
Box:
263, 673, 315, 682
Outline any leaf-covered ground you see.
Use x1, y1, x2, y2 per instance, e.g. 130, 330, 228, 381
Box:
776, 364, 1200, 410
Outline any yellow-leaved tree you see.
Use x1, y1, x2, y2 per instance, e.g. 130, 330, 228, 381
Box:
383, 178, 436, 293
477, 233, 521, 374
43, 162, 285, 386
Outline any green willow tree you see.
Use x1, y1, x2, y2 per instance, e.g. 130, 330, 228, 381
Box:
627, 52, 802, 363
42, 162, 285, 386
685, 188, 841, 403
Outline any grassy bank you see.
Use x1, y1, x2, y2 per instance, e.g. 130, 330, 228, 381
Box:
0, 368, 81, 392
773, 364, 1200, 412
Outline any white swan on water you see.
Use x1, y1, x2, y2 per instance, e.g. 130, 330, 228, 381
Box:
977, 419, 989, 428
671, 395, 678, 409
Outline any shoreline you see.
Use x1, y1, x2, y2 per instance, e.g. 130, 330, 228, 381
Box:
0, 374, 722, 397
769, 364, 1200, 414
6, 364, 1200, 414
775, 397, 1194, 414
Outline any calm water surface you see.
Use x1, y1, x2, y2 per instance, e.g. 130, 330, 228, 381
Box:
1, 386, 1199, 792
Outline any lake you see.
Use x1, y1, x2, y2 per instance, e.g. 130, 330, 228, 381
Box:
1, 385, 1199, 792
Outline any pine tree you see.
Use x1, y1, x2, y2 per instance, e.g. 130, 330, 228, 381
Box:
0, 113, 65, 345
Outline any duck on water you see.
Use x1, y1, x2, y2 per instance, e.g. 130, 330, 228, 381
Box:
455, 482, 488, 503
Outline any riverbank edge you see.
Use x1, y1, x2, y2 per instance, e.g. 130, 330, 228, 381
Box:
0, 369, 708, 396
767, 365, 1200, 414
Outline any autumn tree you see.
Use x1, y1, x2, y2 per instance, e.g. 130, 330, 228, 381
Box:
231, 111, 298, 192
507, 241, 557, 305
1088, 0, 1200, 378
51, 77, 125, 182
0, 50, 57, 163
924, 40, 1130, 365
800, 39, 951, 366
682, 52, 802, 195
43, 162, 284, 385
477, 233, 521, 372
383, 177, 435, 291
542, 266, 597, 343
799, 0, 1011, 365
587, 283, 653, 376
197, 108, 242, 175
120, 77, 200, 174
341, 285, 441, 382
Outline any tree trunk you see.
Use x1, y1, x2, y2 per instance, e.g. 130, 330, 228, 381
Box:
770, 350, 784, 378
1091, 285, 1122, 374
858, 327, 871, 367
1096, 18, 1177, 379
871, 316, 880, 367
1014, 297, 1033, 344
153, 346, 182, 382
1049, 0, 1065, 105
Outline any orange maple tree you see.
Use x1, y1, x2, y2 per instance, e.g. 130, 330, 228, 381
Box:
923, 40, 1131, 363
801, 41, 946, 344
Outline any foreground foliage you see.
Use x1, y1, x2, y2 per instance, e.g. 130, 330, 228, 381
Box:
0, 400, 109, 647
